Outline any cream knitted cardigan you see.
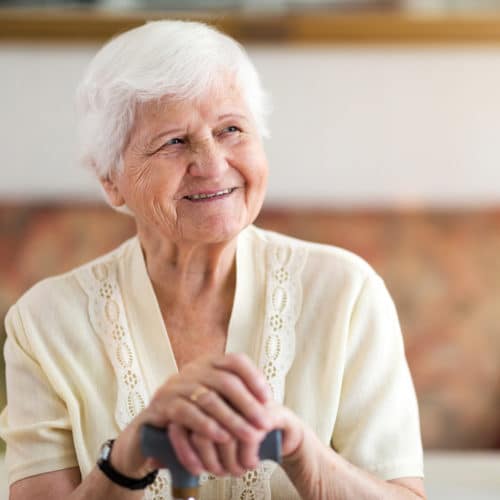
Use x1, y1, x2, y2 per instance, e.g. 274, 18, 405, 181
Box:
0, 225, 423, 499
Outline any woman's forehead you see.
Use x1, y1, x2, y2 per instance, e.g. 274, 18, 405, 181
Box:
135, 82, 250, 128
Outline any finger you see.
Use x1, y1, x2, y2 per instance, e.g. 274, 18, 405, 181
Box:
204, 371, 271, 432
168, 423, 203, 476
264, 402, 304, 458
191, 433, 225, 476
167, 398, 230, 443
212, 353, 271, 403
145, 457, 164, 472
238, 439, 260, 471
217, 439, 246, 477
189, 386, 265, 444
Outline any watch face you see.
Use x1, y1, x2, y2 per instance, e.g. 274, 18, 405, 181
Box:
100, 440, 112, 461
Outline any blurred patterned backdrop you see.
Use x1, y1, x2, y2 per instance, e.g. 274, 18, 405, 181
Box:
1, 203, 499, 450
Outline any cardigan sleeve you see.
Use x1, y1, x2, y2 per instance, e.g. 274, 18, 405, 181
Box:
0, 304, 78, 485
331, 273, 424, 480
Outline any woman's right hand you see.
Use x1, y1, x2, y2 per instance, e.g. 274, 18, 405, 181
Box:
109, 352, 272, 479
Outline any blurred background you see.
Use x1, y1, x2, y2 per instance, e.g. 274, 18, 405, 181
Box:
1, 1, 500, 498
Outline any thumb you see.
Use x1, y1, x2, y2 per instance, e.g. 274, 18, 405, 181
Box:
264, 402, 304, 458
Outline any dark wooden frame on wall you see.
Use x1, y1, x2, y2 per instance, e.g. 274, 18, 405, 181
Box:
2, 8, 500, 44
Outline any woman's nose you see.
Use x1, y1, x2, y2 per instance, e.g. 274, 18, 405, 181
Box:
187, 139, 227, 178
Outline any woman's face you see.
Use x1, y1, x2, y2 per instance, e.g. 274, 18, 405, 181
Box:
103, 78, 268, 245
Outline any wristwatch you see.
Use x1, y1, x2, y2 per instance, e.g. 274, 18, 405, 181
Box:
97, 439, 158, 490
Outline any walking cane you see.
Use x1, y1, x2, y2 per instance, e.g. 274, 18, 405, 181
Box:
141, 424, 282, 500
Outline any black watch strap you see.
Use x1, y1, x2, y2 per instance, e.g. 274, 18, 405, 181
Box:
97, 439, 158, 490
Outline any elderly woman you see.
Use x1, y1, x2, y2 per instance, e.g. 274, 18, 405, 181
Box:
0, 20, 425, 500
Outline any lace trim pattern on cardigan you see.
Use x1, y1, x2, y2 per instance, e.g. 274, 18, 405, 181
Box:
230, 242, 306, 500
79, 260, 171, 500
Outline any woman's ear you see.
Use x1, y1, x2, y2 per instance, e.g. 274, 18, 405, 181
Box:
99, 172, 126, 207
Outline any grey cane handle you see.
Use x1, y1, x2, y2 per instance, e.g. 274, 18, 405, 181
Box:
140, 424, 282, 490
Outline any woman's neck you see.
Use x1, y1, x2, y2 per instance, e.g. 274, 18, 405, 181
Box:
138, 227, 238, 306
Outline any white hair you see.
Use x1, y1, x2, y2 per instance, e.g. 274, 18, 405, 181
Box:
76, 19, 271, 179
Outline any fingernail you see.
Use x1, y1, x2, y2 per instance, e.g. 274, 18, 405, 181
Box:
188, 461, 203, 476
241, 426, 260, 443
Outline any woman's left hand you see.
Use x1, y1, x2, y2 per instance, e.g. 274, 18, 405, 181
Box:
169, 400, 306, 477
172, 402, 427, 500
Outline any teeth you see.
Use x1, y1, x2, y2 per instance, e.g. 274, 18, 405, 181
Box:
187, 188, 232, 200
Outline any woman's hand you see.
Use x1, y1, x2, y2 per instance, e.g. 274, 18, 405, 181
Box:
110, 352, 272, 479
170, 400, 308, 479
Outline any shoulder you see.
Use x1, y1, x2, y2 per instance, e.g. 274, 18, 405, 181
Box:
248, 224, 378, 286
9, 237, 136, 335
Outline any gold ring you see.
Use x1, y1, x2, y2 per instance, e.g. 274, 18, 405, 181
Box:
189, 385, 209, 403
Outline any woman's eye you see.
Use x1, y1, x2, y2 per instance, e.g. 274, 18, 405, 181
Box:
164, 137, 184, 146
222, 125, 241, 134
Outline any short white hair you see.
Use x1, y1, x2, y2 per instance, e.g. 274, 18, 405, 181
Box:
76, 20, 270, 178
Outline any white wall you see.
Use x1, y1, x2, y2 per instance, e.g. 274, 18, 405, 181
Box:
2, 42, 500, 208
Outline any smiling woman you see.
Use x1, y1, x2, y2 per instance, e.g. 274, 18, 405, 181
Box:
101, 87, 268, 245
0, 19, 425, 500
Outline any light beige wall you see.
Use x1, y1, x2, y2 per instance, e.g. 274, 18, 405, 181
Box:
2, 42, 500, 208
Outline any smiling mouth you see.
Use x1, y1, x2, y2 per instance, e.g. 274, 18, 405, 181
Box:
184, 187, 236, 201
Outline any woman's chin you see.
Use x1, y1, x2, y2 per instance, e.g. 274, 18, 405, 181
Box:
182, 216, 248, 245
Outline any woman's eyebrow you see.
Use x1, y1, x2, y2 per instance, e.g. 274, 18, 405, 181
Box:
149, 127, 185, 145
217, 113, 248, 122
